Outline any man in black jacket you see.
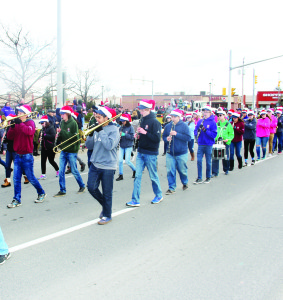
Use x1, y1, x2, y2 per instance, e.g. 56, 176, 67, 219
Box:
126, 100, 163, 207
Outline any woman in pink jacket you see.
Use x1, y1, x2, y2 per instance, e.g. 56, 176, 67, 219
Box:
267, 108, 277, 156
256, 110, 271, 160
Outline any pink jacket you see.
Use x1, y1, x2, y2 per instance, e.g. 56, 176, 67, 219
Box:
256, 117, 270, 137
270, 115, 277, 134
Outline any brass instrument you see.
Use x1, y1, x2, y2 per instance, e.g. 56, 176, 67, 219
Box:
0, 111, 38, 129
53, 113, 122, 154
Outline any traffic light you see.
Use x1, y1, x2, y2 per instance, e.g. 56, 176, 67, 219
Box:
231, 88, 236, 96
255, 75, 258, 84
278, 81, 281, 88
222, 88, 226, 95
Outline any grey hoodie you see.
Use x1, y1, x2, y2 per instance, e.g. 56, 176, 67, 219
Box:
85, 123, 120, 170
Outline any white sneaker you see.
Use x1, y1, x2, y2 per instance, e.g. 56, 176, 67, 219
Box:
268, 153, 272, 157
38, 175, 46, 180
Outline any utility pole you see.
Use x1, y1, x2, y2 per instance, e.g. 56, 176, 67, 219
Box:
252, 69, 255, 110
57, 0, 63, 107
242, 57, 245, 108
101, 86, 104, 104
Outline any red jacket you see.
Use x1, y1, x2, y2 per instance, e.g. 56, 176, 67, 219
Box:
7, 120, 35, 154
230, 120, 245, 142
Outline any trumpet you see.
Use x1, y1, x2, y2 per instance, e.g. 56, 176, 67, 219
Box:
53, 113, 122, 154
0, 111, 38, 129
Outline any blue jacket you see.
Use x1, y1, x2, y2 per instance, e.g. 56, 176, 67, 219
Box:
186, 121, 195, 140
163, 120, 191, 156
194, 115, 217, 146
1, 106, 15, 117
119, 124, 135, 148
243, 118, 256, 140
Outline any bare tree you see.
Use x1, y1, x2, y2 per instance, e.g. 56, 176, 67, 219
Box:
0, 24, 56, 104
67, 68, 100, 104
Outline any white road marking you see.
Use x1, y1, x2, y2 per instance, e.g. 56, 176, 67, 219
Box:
9, 207, 137, 253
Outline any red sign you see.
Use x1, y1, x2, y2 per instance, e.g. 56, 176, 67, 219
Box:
257, 91, 283, 102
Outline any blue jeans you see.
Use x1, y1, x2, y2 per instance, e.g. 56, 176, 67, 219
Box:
87, 164, 115, 218
87, 149, 93, 168
273, 132, 283, 153
256, 136, 269, 158
5, 150, 16, 178
188, 140, 194, 154
197, 145, 213, 180
0, 156, 8, 170
212, 144, 230, 175
0, 227, 9, 255
118, 147, 136, 175
14, 153, 45, 202
166, 153, 188, 191
230, 141, 242, 159
131, 152, 162, 203
59, 151, 85, 193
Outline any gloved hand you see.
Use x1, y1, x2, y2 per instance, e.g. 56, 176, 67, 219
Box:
14, 118, 22, 124
201, 126, 206, 132
121, 132, 125, 137
95, 126, 103, 133
199, 124, 204, 129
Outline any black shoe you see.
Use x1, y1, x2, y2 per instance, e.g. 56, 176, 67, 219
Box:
182, 184, 189, 191
193, 178, 203, 184
116, 175, 123, 181
203, 178, 211, 184
162, 153, 166, 156
251, 160, 255, 165
53, 191, 66, 197
132, 171, 136, 178
65, 168, 71, 174
211, 174, 218, 178
77, 186, 86, 193
0, 252, 11, 265
165, 189, 176, 195
80, 163, 86, 172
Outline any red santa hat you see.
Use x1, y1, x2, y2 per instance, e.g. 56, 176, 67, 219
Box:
18, 105, 32, 115
166, 114, 172, 119
186, 113, 193, 118
247, 111, 255, 115
60, 105, 73, 114
137, 99, 155, 110
260, 110, 267, 115
170, 109, 184, 117
276, 109, 282, 114
267, 108, 274, 113
232, 111, 241, 118
202, 105, 213, 112
39, 115, 49, 123
120, 114, 131, 122
6, 114, 17, 121
72, 112, 79, 119
228, 109, 235, 114
95, 106, 116, 119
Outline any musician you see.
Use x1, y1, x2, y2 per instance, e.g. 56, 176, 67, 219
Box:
193, 106, 217, 184
273, 109, 283, 154
243, 111, 257, 166
163, 109, 190, 194
267, 108, 278, 156
6, 105, 46, 207
53, 105, 85, 197
86, 106, 98, 168
211, 111, 234, 176
0, 226, 10, 265
126, 99, 163, 207
256, 110, 270, 160
185, 113, 195, 161
38, 115, 59, 180
229, 111, 245, 170
116, 114, 136, 181
85, 106, 120, 225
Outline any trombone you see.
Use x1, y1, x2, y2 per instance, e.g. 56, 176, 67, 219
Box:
0, 111, 38, 129
53, 113, 122, 154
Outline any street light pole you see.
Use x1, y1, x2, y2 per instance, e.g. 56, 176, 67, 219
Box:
209, 82, 212, 106
57, 0, 63, 108
101, 86, 104, 104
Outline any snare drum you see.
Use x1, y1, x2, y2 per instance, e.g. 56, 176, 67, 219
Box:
212, 143, 226, 160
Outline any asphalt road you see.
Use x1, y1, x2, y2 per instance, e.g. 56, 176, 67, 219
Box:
0, 144, 283, 300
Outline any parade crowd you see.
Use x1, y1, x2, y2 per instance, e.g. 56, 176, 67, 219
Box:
0, 99, 283, 265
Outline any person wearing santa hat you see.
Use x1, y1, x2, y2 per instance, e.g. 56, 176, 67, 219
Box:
126, 99, 163, 206
193, 106, 217, 184
256, 110, 271, 160
267, 108, 277, 156
163, 109, 190, 194
54, 105, 86, 197
37, 115, 59, 180
116, 114, 136, 181
85, 106, 120, 225
6, 105, 46, 207
185, 113, 195, 161
272, 109, 283, 154
243, 111, 257, 166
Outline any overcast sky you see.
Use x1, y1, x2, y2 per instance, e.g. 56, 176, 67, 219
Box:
1, 0, 283, 98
